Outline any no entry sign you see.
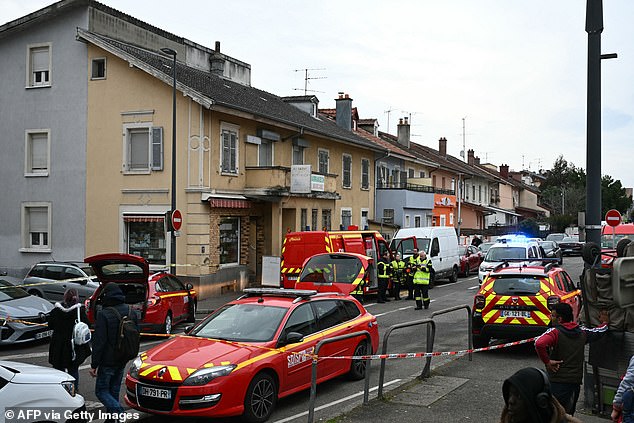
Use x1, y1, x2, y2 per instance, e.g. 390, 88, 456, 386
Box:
171, 209, 183, 231
605, 209, 622, 228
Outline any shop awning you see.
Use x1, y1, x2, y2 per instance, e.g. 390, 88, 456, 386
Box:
123, 215, 164, 223
201, 193, 251, 209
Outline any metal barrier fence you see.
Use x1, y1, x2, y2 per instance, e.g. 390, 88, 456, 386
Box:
308, 330, 372, 423
431, 304, 473, 363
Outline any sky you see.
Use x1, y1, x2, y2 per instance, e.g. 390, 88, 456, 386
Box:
3, 0, 634, 189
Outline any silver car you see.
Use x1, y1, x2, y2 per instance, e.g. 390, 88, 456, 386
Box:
20, 261, 99, 303
0, 279, 54, 344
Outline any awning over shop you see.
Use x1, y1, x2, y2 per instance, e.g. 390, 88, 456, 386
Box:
201, 193, 251, 209
123, 215, 164, 222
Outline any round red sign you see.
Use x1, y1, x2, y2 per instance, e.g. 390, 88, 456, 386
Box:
171, 209, 183, 231
605, 209, 622, 227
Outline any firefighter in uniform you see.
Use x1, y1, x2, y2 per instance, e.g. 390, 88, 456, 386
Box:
406, 249, 422, 300
390, 252, 405, 300
376, 251, 391, 303
413, 250, 433, 310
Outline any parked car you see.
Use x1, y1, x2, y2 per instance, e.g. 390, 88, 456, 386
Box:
458, 245, 484, 277
84, 253, 197, 334
20, 261, 99, 303
545, 233, 567, 242
472, 263, 582, 348
0, 360, 85, 422
539, 240, 563, 264
0, 279, 54, 345
478, 241, 496, 254
478, 238, 544, 284
559, 236, 583, 256
124, 287, 379, 422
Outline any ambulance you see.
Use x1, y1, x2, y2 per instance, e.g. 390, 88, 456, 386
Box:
280, 229, 392, 291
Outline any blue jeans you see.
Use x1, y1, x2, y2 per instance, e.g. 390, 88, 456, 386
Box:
623, 388, 634, 423
550, 382, 580, 415
95, 366, 125, 415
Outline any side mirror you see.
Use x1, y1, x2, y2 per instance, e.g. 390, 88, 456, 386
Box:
279, 331, 303, 346
184, 325, 193, 333
186, 283, 194, 290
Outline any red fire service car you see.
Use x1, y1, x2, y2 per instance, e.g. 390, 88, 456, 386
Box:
84, 253, 197, 334
124, 287, 378, 422
471, 261, 582, 348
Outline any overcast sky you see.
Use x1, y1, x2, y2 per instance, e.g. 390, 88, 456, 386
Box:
4, 1, 634, 188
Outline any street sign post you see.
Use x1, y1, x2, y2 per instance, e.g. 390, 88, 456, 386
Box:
605, 209, 622, 249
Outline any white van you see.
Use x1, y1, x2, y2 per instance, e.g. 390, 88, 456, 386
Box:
389, 227, 460, 286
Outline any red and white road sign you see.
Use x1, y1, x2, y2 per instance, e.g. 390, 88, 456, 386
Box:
171, 209, 183, 231
605, 209, 622, 227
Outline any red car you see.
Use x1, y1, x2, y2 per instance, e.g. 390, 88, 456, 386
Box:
124, 287, 379, 422
84, 253, 197, 334
458, 245, 484, 277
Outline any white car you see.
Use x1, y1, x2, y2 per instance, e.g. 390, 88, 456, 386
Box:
478, 238, 544, 284
0, 361, 85, 423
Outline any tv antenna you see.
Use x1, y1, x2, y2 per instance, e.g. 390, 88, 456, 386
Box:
384, 107, 397, 134
401, 110, 423, 125
293, 68, 327, 95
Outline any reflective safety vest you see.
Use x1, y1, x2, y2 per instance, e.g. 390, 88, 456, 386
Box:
407, 255, 422, 275
377, 259, 391, 279
391, 259, 405, 281
413, 258, 431, 285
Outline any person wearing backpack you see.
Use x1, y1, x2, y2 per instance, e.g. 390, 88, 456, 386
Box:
89, 283, 139, 419
48, 288, 91, 392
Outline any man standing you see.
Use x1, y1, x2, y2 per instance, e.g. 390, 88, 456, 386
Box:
390, 252, 405, 300
413, 251, 433, 310
405, 249, 422, 300
534, 302, 609, 416
89, 283, 139, 421
376, 251, 391, 303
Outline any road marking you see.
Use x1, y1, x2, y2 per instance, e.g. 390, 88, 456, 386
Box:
272, 379, 402, 423
468, 285, 480, 290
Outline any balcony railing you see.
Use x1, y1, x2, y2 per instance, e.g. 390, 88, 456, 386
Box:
376, 181, 454, 196
245, 166, 337, 192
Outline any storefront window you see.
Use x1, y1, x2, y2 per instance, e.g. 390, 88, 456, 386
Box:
220, 216, 240, 265
126, 217, 166, 265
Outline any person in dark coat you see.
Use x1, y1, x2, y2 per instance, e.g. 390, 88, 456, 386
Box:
89, 283, 138, 419
48, 288, 91, 391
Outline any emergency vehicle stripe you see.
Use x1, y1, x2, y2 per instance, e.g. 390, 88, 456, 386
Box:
203, 363, 214, 368
168, 366, 182, 381
140, 365, 163, 377
186, 368, 196, 375
325, 236, 331, 253
159, 293, 188, 299
561, 290, 582, 301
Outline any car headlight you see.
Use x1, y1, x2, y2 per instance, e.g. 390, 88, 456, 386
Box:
182, 365, 237, 386
128, 356, 143, 379
479, 265, 487, 272
61, 381, 76, 397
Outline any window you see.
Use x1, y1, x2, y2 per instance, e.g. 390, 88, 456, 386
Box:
419, 171, 425, 178
258, 139, 273, 166
383, 208, 394, 224
451, 178, 455, 191
123, 125, 163, 172
377, 165, 388, 187
221, 123, 239, 174
342, 154, 352, 188
405, 215, 410, 228
361, 209, 368, 230
314, 300, 346, 331
442, 177, 446, 189
27, 44, 51, 87
284, 304, 316, 337
415, 215, 421, 227
25, 130, 49, 176
21, 203, 51, 251
408, 168, 414, 178
322, 209, 331, 231
219, 216, 240, 265
311, 209, 318, 231
478, 186, 482, 202
361, 159, 369, 189
125, 215, 166, 265
318, 149, 329, 174
292, 145, 304, 165
300, 209, 307, 231
91, 58, 106, 79
472, 185, 476, 200
341, 208, 352, 229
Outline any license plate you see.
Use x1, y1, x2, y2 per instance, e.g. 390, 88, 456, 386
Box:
140, 386, 171, 399
501, 310, 531, 318
287, 276, 298, 281
36, 330, 53, 339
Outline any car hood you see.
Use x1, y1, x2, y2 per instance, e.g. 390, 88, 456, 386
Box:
0, 296, 53, 318
137, 335, 268, 383
0, 360, 75, 384
85, 253, 149, 285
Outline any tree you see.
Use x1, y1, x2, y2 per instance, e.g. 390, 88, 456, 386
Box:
518, 218, 540, 238
601, 175, 633, 217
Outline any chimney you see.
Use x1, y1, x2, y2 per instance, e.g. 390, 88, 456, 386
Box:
397, 117, 410, 148
210, 41, 224, 76
438, 137, 447, 156
475, 156, 481, 165
467, 149, 475, 165
335, 92, 353, 130
499, 164, 509, 178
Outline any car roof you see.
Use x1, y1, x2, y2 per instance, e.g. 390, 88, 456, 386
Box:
33, 261, 88, 267
488, 262, 561, 277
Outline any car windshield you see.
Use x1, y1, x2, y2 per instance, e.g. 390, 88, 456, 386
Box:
492, 275, 543, 295
546, 234, 566, 242
191, 303, 287, 342
299, 254, 363, 284
561, 236, 579, 243
80, 266, 96, 277
0, 280, 31, 302
392, 238, 431, 255
485, 247, 526, 261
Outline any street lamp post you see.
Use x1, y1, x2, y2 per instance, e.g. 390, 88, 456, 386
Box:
161, 47, 177, 273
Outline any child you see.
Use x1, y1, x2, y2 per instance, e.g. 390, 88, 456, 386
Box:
613, 355, 634, 423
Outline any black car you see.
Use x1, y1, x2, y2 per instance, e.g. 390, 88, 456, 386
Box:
558, 236, 583, 256
539, 240, 563, 264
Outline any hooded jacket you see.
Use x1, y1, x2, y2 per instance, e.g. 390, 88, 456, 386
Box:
90, 283, 138, 368
48, 302, 91, 368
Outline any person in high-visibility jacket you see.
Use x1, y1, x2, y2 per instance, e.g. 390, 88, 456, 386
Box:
406, 249, 422, 300
390, 252, 405, 300
413, 250, 433, 310
376, 250, 392, 303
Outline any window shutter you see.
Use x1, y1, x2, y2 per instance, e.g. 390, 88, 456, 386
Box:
29, 207, 48, 232
151, 127, 164, 170
31, 47, 49, 71
30, 133, 48, 171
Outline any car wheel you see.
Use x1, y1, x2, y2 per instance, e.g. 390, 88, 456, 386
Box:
464, 265, 470, 278
472, 334, 490, 349
162, 312, 172, 335
347, 340, 370, 380
582, 242, 601, 266
187, 300, 197, 323
449, 266, 458, 283
243, 372, 277, 423
616, 238, 632, 257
